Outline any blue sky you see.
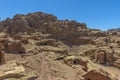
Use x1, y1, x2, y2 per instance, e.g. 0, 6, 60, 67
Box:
0, 0, 120, 30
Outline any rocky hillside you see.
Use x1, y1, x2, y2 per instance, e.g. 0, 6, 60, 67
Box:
0, 12, 120, 80
108, 28, 120, 32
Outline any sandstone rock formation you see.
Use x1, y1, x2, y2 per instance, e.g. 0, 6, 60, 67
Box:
4, 40, 26, 53
83, 69, 117, 80
0, 61, 25, 80
0, 12, 120, 80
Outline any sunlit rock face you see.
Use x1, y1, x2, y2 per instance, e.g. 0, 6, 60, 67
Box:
0, 12, 120, 80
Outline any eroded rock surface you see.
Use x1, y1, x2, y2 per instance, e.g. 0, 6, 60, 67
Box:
83, 69, 117, 80
0, 12, 120, 80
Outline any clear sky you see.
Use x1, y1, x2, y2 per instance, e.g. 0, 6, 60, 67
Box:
0, 0, 120, 30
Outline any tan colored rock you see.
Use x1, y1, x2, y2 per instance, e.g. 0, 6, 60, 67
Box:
0, 32, 8, 38
13, 34, 33, 40
83, 69, 117, 80
0, 12, 120, 80
89, 30, 107, 37
7, 71, 38, 80
31, 32, 51, 39
0, 61, 25, 79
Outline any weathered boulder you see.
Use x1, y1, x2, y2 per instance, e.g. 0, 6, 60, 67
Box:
83, 69, 117, 80
0, 61, 25, 79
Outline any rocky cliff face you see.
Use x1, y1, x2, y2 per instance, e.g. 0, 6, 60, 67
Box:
0, 12, 86, 35
0, 12, 108, 46
0, 12, 120, 80
0, 12, 88, 45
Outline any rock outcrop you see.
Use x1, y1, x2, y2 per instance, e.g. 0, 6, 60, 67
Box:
0, 12, 120, 80
0, 61, 25, 80
0, 12, 89, 45
84, 48, 115, 65
83, 69, 117, 80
